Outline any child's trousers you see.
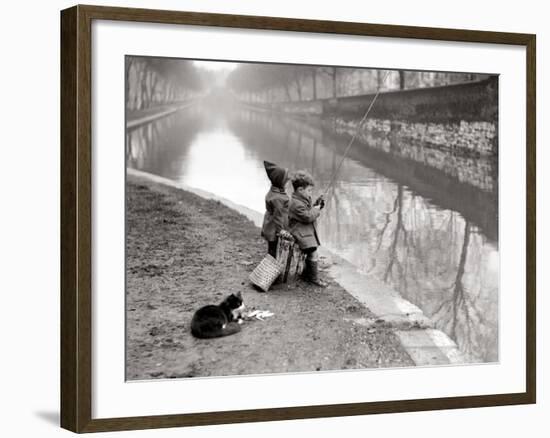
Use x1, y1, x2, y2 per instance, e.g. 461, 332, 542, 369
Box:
267, 241, 278, 258
303, 246, 319, 261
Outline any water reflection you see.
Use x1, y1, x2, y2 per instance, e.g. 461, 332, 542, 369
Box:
321, 180, 498, 362
126, 103, 498, 363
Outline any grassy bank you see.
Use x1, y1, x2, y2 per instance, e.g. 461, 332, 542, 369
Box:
126, 174, 413, 380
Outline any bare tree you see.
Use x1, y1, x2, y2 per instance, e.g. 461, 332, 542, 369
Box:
126, 57, 204, 110
293, 69, 303, 101
311, 67, 318, 100
398, 70, 406, 90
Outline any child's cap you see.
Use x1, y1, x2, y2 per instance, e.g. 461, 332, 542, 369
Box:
264, 161, 288, 188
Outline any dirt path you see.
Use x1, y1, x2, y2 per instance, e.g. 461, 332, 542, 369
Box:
126, 175, 413, 380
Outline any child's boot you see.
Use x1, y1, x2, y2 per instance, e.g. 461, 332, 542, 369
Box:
307, 260, 328, 288
300, 261, 312, 282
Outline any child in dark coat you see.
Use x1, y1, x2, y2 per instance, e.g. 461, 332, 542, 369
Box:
261, 161, 292, 258
288, 170, 327, 287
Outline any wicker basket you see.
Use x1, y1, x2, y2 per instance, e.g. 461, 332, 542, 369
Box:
249, 254, 283, 292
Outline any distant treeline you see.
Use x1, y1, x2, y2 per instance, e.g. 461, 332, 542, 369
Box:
227, 64, 490, 103
126, 57, 215, 110
125, 57, 492, 109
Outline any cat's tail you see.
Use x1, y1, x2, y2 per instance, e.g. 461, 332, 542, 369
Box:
192, 322, 241, 339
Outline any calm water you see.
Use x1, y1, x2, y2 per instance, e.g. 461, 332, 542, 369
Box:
127, 102, 499, 363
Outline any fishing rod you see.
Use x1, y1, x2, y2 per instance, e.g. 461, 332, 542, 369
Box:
319, 70, 392, 203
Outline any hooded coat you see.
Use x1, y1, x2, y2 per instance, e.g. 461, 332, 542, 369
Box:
288, 191, 321, 250
261, 161, 290, 242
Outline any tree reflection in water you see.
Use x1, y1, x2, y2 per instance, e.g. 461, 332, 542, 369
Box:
430, 221, 498, 362
322, 179, 498, 362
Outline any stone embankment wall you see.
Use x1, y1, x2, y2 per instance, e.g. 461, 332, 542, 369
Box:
259, 77, 499, 160
333, 118, 497, 192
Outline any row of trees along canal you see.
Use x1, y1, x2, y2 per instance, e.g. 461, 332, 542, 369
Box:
226, 64, 489, 103
126, 57, 221, 111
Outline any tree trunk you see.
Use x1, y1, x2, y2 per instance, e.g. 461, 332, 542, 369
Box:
284, 84, 293, 101
144, 70, 151, 108
125, 58, 133, 109
149, 73, 158, 106
399, 71, 405, 90
146, 70, 153, 108
295, 79, 302, 101
312, 69, 317, 100
332, 68, 337, 97
165, 82, 171, 104
140, 69, 147, 109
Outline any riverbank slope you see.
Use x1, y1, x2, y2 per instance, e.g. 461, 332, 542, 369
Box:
126, 174, 414, 380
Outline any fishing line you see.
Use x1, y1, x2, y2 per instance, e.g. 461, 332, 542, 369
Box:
321, 70, 392, 200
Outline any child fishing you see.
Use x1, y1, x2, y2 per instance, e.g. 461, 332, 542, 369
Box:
255, 72, 388, 291
288, 170, 327, 288
261, 161, 293, 258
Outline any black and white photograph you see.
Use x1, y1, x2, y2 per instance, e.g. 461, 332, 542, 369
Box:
125, 57, 499, 380
1, 0, 545, 434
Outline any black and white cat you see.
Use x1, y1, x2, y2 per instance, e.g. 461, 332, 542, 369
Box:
190, 292, 245, 339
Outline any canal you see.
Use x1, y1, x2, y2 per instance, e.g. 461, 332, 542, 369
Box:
126, 101, 499, 364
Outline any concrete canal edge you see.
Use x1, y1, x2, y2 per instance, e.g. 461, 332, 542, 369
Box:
126, 102, 195, 130
127, 168, 467, 367
320, 250, 467, 366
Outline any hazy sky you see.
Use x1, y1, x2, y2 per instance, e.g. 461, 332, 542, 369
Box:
193, 60, 238, 71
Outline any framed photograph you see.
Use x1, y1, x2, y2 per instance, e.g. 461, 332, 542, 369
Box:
60, 4, 536, 433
